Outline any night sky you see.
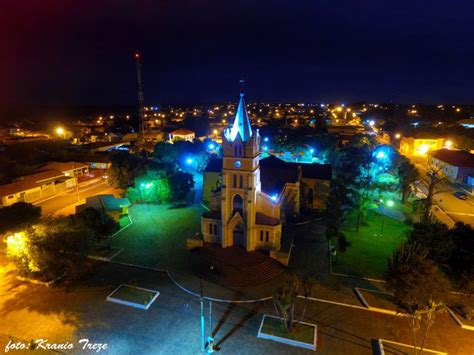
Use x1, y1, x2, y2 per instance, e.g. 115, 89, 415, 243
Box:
2, 0, 474, 105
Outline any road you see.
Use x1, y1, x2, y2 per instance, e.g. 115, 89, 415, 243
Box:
34, 178, 117, 215
411, 156, 474, 227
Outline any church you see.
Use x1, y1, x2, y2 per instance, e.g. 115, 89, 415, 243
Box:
201, 90, 332, 253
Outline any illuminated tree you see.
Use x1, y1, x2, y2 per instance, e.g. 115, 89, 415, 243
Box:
6, 216, 96, 281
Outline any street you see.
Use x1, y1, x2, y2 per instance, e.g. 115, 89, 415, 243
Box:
411, 157, 474, 227
34, 178, 118, 216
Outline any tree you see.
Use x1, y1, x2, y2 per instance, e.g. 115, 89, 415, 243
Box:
387, 242, 449, 312
409, 301, 445, 355
422, 164, 446, 223
169, 171, 195, 201
272, 276, 314, 333
408, 222, 451, 266
6, 216, 96, 281
325, 180, 353, 233
0, 202, 41, 234
397, 156, 420, 204
447, 222, 474, 288
74, 207, 119, 242
108, 151, 146, 188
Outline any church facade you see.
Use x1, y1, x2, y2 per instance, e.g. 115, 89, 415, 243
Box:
202, 91, 283, 252
201, 90, 332, 253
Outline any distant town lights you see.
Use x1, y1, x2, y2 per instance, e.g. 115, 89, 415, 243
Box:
444, 140, 453, 149
395, 133, 401, 139
368, 120, 375, 126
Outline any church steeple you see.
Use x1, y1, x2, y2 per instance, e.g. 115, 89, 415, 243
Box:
224, 81, 253, 142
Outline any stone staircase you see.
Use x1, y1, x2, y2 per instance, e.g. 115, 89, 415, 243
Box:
194, 245, 285, 287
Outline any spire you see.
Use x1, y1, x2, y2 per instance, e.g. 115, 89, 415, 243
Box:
225, 80, 253, 142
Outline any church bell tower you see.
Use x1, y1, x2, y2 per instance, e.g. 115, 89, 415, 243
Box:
220, 84, 261, 251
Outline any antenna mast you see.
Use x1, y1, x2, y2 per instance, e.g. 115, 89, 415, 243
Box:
135, 52, 145, 142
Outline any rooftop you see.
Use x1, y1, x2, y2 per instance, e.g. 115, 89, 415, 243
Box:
37, 161, 88, 173
170, 128, 195, 135
429, 149, 474, 168
0, 170, 68, 197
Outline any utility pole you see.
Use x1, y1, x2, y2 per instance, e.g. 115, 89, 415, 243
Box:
135, 52, 145, 143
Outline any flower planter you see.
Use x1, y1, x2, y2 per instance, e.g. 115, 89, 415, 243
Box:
257, 314, 317, 351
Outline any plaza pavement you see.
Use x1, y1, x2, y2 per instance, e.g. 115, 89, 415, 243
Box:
1, 202, 473, 354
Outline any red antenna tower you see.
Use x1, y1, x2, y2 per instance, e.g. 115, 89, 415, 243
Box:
135, 52, 145, 142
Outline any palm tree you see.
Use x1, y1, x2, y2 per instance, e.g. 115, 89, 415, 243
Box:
422, 164, 446, 223
398, 157, 420, 204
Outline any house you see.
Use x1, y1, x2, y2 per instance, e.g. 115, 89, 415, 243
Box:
0, 170, 76, 207
76, 194, 130, 222
201, 89, 332, 253
428, 149, 474, 184
36, 161, 89, 177
399, 135, 445, 156
168, 128, 195, 143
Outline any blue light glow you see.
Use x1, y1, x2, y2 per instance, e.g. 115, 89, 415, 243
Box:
264, 137, 269, 142
309, 148, 315, 154
263, 146, 268, 152
186, 158, 193, 165
208, 143, 215, 150
271, 194, 278, 202
376, 151, 385, 159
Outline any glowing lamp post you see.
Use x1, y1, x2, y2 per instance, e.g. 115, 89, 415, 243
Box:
379, 199, 394, 237
55, 127, 65, 139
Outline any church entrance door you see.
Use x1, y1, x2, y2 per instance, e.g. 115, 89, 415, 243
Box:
233, 224, 246, 249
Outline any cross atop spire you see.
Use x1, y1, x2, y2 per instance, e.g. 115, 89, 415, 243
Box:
224, 81, 253, 142
239, 79, 245, 94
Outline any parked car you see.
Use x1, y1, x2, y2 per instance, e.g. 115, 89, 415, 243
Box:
453, 191, 468, 200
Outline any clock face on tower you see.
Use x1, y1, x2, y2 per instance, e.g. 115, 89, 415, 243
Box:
234, 160, 242, 168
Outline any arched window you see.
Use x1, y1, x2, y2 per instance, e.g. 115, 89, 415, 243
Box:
239, 174, 243, 188
233, 174, 237, 188
232, 194, 243, 215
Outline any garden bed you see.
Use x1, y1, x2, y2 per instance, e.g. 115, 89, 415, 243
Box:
106, 284, 159, 310
357, 288, 403, 313
445, 293, 474, 330
379, 338, 446, 354
257, 315, 317, 351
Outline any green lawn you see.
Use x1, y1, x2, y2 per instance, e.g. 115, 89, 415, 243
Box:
261, 315, 315, 345
111, 204, 204, 270
332, 210, 410, 279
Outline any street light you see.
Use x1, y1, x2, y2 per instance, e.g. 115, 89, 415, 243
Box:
379, 199, 394, 236
55, 127, 65, 139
